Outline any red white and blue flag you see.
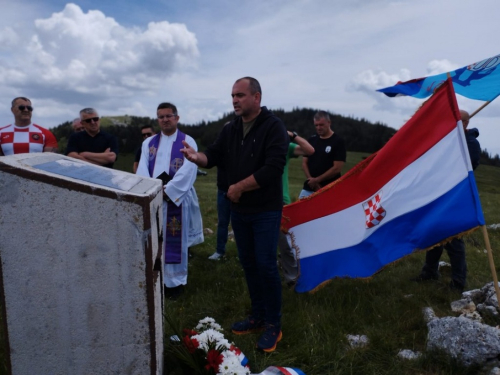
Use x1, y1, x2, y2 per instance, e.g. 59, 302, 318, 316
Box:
377, 53, 500, 101
254, 366, 306, 375
282, 79, 485, 293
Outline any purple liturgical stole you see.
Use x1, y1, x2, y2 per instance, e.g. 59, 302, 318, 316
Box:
148, 131, 186, 264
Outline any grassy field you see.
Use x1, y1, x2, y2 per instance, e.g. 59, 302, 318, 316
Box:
1, 151, 499, 375
164, 151, 500, 375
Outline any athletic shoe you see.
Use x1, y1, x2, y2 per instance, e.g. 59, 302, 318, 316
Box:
256, 324, 282, 353
208, 252, 223, 260
231, 317, 265, 335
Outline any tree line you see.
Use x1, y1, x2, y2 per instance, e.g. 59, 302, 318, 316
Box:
50, 108, 500, 167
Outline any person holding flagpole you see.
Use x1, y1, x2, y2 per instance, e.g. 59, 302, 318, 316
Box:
412, 110, 481, 292
136, 102, 203, 300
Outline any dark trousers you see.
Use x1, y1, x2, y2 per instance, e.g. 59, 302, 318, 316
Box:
231, 210, 282, 326
422, 238, 467, 286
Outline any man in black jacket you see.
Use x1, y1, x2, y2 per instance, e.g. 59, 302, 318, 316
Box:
181, 77, 288, 352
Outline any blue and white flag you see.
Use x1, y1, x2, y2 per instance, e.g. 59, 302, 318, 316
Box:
377, 53, 500, 101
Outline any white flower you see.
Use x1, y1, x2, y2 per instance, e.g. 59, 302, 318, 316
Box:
196, 317, 223, 332
217, 350, 250, 375
192, 329, 230, 351
189, 317, 249, 375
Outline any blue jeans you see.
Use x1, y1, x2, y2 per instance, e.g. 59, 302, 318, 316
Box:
422, 238, 467, 286
231, 210, 282, 326
216, 190, 231, 255
299, 189, 313, 199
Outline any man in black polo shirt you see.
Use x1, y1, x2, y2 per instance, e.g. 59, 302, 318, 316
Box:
66, 108, 118, 168
299, 110, 346, 198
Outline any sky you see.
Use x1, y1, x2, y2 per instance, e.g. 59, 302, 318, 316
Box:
1, 0, 499, 156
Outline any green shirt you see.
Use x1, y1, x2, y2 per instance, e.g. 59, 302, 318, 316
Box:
283, 143, 298, 205
242, 119, 256, 138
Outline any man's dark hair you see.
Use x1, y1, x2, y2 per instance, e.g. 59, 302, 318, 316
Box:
11, 97, 31, 107
80, 108, 98, 117
314, 110, 331, 122
141, 124, 154, 131
236, 77, 262, 96
157, 102, 177, 114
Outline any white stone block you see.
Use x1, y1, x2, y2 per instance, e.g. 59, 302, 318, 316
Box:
0, 154, 164, 375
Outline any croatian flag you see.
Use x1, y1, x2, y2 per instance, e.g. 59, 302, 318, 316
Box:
282, 79, 484, 293
254, 366, 306, 375
377, 53, 500, 101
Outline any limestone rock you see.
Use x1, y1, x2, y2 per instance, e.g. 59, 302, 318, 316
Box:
397, 349, 421, 360
427, 316, 500, 365
483, 282, 500, 310
478, 304, 500, 317
462, 289, 483, 304
346, 334, 369, 349
459, 311, 482, 322
423, 307, 436, 322
438, 261, 451, 269
450, 299, 476, 313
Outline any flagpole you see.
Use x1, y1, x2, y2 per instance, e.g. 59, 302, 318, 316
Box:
482, 225, 500, 308
470, 101, 492, 119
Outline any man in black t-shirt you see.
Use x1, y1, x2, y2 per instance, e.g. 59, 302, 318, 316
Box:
65, 108, 119, 168
299, 110, 346, 198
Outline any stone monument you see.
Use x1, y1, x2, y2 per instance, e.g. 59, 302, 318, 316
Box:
0, 153, 164, 375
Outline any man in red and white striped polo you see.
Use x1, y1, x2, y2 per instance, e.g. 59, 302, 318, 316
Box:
0, 97, 58, 156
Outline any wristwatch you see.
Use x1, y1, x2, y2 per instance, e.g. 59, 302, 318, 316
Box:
291, 131, 298, 140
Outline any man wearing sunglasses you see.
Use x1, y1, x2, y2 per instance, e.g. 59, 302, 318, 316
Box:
0, 97, 58, 155
65, 108, 118, 168
133, 125, 155, 173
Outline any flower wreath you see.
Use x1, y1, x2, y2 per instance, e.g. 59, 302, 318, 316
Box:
169, 317, 305, 375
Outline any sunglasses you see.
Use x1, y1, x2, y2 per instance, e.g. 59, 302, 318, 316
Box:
18, 105, 33, 112
82, 117, 100, 124
157, 114, 177, 120
142, 132, 153, 138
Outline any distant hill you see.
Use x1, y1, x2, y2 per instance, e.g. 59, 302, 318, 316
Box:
51, 108, 500, 167
52, 108, 395, 154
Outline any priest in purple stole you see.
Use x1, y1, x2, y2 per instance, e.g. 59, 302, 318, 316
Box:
136, 102, 203, 298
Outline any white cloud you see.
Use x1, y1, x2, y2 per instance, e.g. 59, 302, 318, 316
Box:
0, 3, 199, 104
348, 68, 421, 114
426, 59, 459, 76
0, 27, 19, 47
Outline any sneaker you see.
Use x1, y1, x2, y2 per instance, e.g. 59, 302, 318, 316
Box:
208, 252, 223, 260
410, 272, 439, 282
256, 324, 282, 353
231, 317, 265, 335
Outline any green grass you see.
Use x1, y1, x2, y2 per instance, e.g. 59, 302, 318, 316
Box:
1, 151, 499, 375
